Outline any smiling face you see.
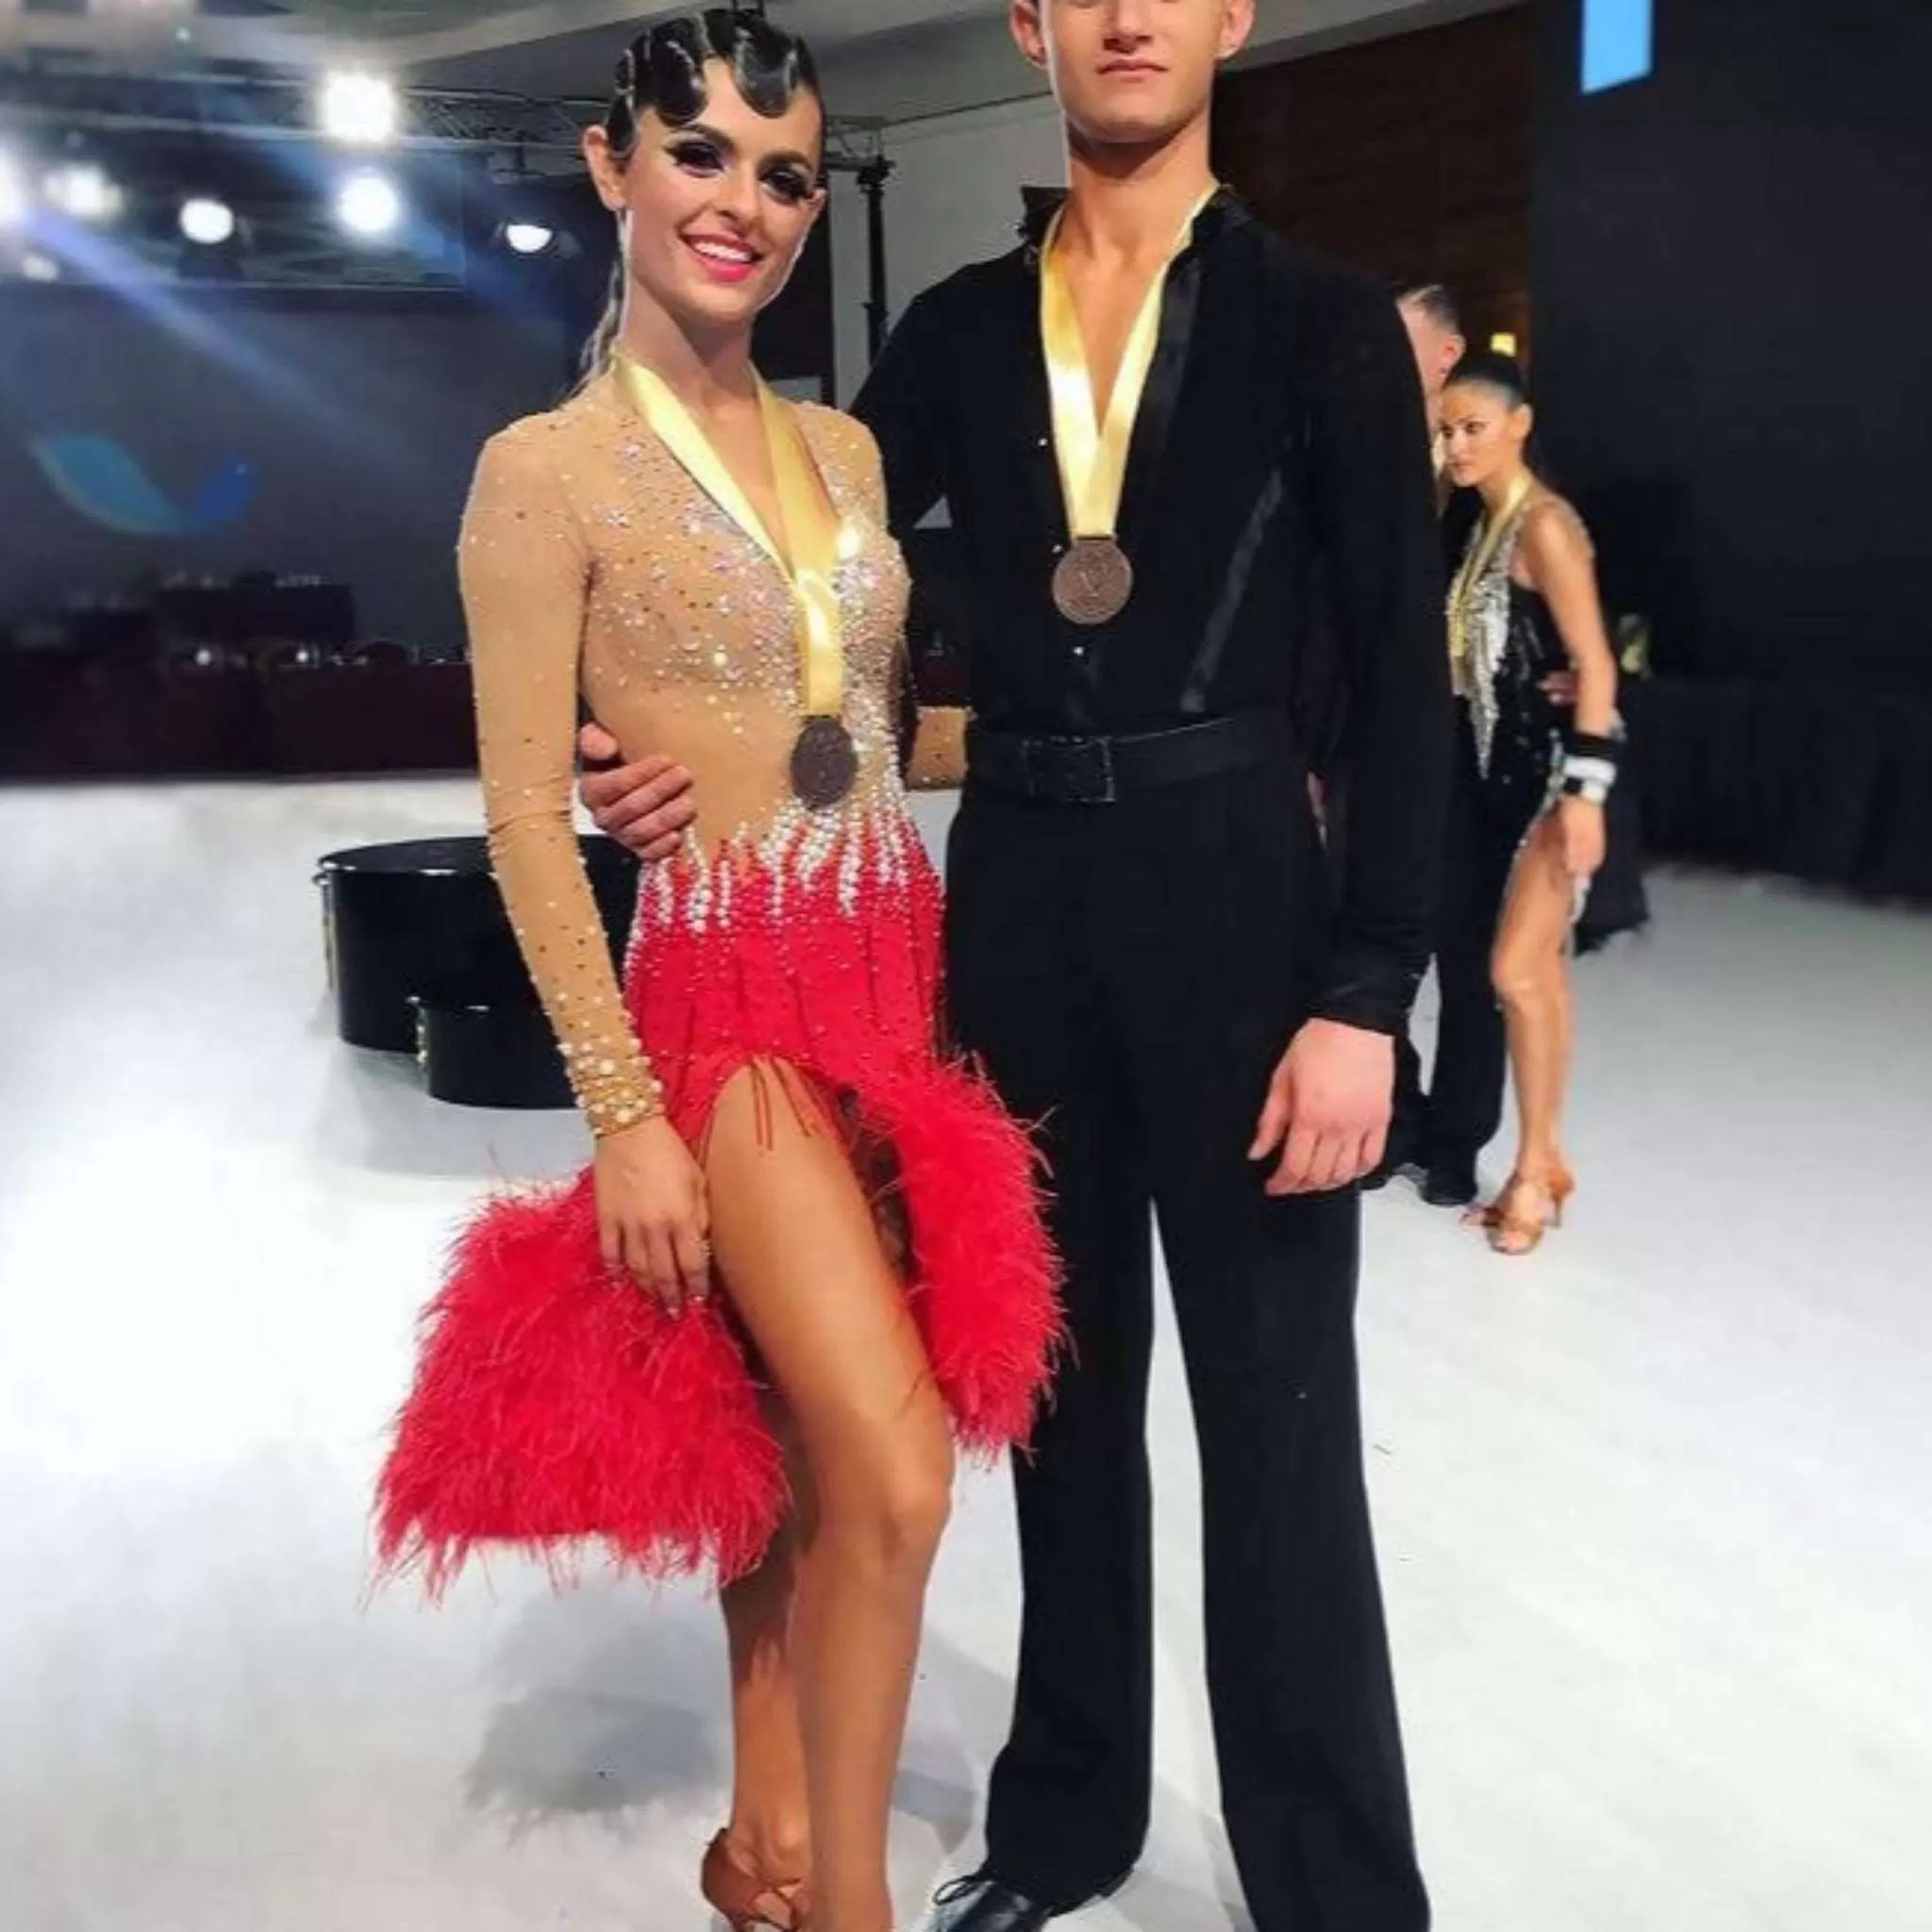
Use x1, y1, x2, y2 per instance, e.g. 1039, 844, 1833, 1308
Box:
1011, 0, 1253, 150
1440, 376, 1534, 491
585, 57, 825, 340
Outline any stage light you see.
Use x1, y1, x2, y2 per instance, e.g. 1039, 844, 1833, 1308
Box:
0, 153, 28, 231
321, 72, 401, 147
180, 196, 237, 247
21, 250, 62, 284
337, 170, 403, 241
1490, 331, 1520, 357
504, 222, 555, 256
44, 162, 124, 225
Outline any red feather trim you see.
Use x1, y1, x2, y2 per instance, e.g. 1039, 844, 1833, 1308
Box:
375, 811, 1062, 1595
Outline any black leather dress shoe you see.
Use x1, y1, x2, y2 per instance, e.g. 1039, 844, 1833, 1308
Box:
1362, 1150, 1419, 1192
924, 1869, 1131, 1930
1361, 1122, 1422, 1193
1421, 1157, 1479, 1208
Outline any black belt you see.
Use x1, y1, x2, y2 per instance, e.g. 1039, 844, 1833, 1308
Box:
965, 711, 1291, 806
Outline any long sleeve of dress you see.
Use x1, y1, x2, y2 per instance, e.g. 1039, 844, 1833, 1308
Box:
458, 423, 662, 1138
1303, 276, 1454, 1034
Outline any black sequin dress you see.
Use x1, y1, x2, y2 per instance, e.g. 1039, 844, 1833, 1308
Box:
1455, 506, 1568, 859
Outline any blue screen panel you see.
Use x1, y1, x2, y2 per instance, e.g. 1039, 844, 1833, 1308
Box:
1583, 0, 1654, 93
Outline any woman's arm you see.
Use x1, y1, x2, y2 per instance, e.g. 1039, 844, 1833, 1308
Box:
1519, 495, 1620, 880
464, 424, 709, 1304
459, 423, 661, 1138
1520, 497, 1618, 737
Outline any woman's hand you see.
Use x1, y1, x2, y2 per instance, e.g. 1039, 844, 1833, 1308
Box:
593, 1116, 711, 1312
1558, 795, 1607, 881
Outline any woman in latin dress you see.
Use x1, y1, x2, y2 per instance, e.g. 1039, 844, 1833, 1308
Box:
1438, 350, 1622, 1254
375, 16, 1058, 1929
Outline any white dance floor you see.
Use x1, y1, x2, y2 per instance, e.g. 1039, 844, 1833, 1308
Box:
2, 777, 1927, 1932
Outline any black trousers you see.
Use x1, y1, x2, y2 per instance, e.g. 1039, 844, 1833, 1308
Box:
1391, 705, 1518, 1169
945, 762, 1428, 1932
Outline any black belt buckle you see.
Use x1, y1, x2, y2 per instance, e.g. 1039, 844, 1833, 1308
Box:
1030, 732, 1118, 805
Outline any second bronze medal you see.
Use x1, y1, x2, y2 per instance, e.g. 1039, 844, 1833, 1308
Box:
1052, 536, 1134, 626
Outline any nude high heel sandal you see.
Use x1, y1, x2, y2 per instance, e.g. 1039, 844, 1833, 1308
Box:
1470, 1163, 1576, 1256
701, 1831, 811, 1931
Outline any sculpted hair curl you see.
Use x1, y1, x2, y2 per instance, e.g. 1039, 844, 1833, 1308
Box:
580, 9, 823, 381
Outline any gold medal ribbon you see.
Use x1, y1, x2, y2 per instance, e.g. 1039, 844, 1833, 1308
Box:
1039, 185, 1218, 544
616, 355, 849, 719
1447, 470, 1536, 691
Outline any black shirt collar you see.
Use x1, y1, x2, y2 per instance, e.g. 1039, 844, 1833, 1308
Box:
1018, 181, 1248, 258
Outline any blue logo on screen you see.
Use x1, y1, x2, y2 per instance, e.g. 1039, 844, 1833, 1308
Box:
28, 434, 258, 537
1583, 0, 1654, 92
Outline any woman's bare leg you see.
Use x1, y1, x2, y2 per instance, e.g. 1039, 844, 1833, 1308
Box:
1491, 816, 1579, 1185
1551, 939, 1575, 1167
718, 1424, 811, 1883
708, 1063, 953, 1932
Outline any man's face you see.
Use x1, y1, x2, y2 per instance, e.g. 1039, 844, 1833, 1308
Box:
1012, 0, 1254, 150
1398, 297, 1467, 411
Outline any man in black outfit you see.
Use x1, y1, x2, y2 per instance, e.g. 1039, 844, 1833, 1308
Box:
1369, 281, 1500, 1208
587, 5, 1446, 1927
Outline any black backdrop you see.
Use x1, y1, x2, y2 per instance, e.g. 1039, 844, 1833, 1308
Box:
1533, 0, 1932, 691
1531, 0, 1932, 894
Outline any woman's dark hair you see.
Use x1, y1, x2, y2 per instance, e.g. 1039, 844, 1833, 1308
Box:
580, 9, 823, 379
1443, 348, 1529, 408
606, 8, 820, 149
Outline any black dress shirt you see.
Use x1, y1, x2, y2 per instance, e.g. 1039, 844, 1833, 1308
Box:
854, 190, 1450, 1036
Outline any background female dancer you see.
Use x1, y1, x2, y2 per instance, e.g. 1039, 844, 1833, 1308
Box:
1439, 350, 1622, 1254
375, 16, 1058, 1931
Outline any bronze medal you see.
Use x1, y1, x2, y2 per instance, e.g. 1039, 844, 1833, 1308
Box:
617, 360, 859, 816
1053, 536, 1134, 626
791, 715, 858, 810
1039, 191, 1211, 635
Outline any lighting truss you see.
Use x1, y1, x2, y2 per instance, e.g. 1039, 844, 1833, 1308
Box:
0, 61, 593, 158
0, 58, 893, 175
0, 58, 894, 297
